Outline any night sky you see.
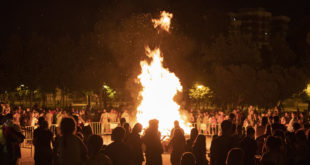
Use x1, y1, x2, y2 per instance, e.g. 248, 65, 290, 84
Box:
1, 0, 309, 47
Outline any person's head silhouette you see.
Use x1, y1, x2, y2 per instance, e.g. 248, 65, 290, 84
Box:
181, 152, 196, 165
190, 128, 198, 140
111, 127, 125, 142
60, 117, 76, 136
226, 148, 244, 165
265, 136, 281, 152
221, 120, 233, 136
87, 134, 103, 157
174, 120, 180, 128
132, 123, 143, 134
149, 119, 159, 130
193, 134, 206, 149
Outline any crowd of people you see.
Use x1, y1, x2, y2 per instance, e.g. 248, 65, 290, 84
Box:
0, 103, 310, 165
0, 103, 132, 128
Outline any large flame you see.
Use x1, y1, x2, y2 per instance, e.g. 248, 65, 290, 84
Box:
136, 11, 191, 136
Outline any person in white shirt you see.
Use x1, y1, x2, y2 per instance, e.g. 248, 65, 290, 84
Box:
100, 109, 110, 133
45, 109, 54, 127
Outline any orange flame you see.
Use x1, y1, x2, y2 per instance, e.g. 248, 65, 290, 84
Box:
136, 11, 191, 136
152, 11, 173, 32
136, 47, 190, 136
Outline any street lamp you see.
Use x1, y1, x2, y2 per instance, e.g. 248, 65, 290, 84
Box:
197, 85, 203, 89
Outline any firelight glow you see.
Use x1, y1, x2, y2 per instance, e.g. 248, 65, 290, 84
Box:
152, 11, 173, 32
136, 11, 191, 136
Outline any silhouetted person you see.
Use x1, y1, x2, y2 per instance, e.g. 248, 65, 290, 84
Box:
142, 119, 163, 165
240, 127, 257, 165
120, 118, 126, 127
0, 115, 9, 164
193, 135, 208, 165
226, 148, 244, 165
181, 152, 196, 165
293, 122, 301, 132
3, 113, 25, 165
256, 118, 271, 155
256, 117, 268, 138
185, 128, 198, 152
33, 120, 53, 165
294, 130, 310, 164
104, 127, 132, 165
271, 116, 286, 133
210, 120, 239, 165
124, 122, 131, 141
126, 123, 144, 165
169, 128, 186, 165
170, 120, 184, 137
55, 117, 88, 165
260, 136, 284, 165
86, 135, 112, 165
82, 124, 93, 144
285, 131, 295, 165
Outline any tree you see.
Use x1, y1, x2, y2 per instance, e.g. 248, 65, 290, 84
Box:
189, 83, 212, 109
200, 34, 308, 109
201, 35, 261, 108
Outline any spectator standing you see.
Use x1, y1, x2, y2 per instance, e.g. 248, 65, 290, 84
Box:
33, 120, 53, 165
126, 123, 144, 165
86, 135, 112, 165
240, 127, 257, 165
100, 110, 110, 133
210, 120, 239, 165
193, 135, 208, 165
256, 117, 268, 138
226, 148, 244, 165
170, 120, 184, 138
104, 127, 132, 165
142, 119, 163, 165
3, 114, 25, 165
260, 136, 284, 165
185, 128, 198, 152
55, 117, 88, 165
169, 128, 186, 165
45, 110, 54, 127
180, 152, 196, 165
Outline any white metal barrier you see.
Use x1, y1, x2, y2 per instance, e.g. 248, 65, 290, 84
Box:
21, 126, 34, 155
90, 122, 118, 135
192, 123, 222, 136
21, 122, 223, 143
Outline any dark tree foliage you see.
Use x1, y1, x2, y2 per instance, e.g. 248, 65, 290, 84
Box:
200, 35, 308, 108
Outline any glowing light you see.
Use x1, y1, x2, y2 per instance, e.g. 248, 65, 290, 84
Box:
305, 84, 310, 96
136, 47, 190, 136
152, 11, 173, 32
136, 11, 191, 137
197, 85, 203, 89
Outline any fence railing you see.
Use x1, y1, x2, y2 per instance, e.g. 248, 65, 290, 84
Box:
21, 126, 35, 156
192, 123, 222, 136
89, 122, 118, 135
21, 122, 222, 143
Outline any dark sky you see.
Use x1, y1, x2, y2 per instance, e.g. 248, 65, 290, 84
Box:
0, 0, 309, 46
